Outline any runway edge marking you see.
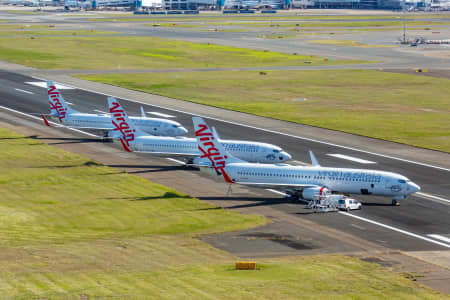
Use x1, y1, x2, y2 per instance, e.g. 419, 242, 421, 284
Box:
339, 211, 450, 248
416, 192, 450, 204
427, 234, 450, 244
31, 76, 450, 172
327, 153, 376, 164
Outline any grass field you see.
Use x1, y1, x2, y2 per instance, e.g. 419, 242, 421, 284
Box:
0, 30, 119, 36
0, 128, 446, 299
77, 70, 450, 152
0, 36, 367, 69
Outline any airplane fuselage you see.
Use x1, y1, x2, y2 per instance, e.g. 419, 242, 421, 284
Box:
131, 136, 291, 164
208, 163, 420, 198
50, 113, 187, 137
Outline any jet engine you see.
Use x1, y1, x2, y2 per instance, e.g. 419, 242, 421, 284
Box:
106, 130, 122, 139
301, 187, 329, 201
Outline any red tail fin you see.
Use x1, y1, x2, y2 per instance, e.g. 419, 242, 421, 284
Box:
41, 114, 51, 127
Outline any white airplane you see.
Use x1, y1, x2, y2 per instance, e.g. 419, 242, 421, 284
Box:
42, 81, 188, 137
108, 97, 292, 164
192, 117, 421, 205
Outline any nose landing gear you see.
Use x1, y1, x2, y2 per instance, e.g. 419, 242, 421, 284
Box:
392, 196, 405, 206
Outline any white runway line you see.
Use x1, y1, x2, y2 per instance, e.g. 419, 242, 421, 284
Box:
427, 234, 450, 244
0, 105, 99, 138
94, 109, 109, 114
66, 102, 74, 106
30, 76, 450, 172
148, 112, 176, 118
25, 81, 75, 89
291, 160, 311, 166
266, 189, 288, 197
327, 154, 376, 164
14, 88, 34, 95
416, 192, 450, 204
166, 158, 185, 165
339, 211, 450, 248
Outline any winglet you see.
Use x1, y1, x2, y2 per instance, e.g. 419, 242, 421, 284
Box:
41, 114, 51, 127
119, 138, 133, 152
309, 150, 320, 167
211, 126, 221, 140
140, 106, 146, 118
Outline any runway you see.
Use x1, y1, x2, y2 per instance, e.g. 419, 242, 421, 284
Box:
0, 70, 449, 255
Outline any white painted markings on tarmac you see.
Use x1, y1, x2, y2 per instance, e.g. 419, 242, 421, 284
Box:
14, 88, 34, 95
25, 81, 75, 90
416, 192, 450, 204
265, 189, 288, 197
94, 109, 109, 114
339, 211, 450, 248
427, 234, 450, 244
291, 160, 311, 166
166, 158, 186, 165
147, 112, 176, 118
327, 154, 376, 164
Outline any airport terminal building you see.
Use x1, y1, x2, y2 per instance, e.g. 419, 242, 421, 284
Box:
158, 0, 424, 9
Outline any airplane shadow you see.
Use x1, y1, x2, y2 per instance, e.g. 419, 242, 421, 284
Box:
360, 202, 396, 207
30, 136, 104, 145
197, 196, 286, 209
0, 135, 39, 140
32, 161, 103, 169
107, 192, 192, 201
105, 164, 189, 174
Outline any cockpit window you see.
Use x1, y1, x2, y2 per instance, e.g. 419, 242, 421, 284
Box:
398, 179, 406, 184
172, 125, 179, 128
273, 149, 280, 153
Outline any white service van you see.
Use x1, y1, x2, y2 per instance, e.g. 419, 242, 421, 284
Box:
335, 196, 362, 211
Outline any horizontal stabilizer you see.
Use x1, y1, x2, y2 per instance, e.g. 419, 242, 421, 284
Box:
41, 114, 51, 127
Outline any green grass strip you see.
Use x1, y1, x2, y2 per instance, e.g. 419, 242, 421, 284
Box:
0, 30, 120, 36
0, 36, 368, 69
0, 128, 266, 247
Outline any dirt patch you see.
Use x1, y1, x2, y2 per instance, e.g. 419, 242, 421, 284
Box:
240, 232, 314, 250
354, 251, 450, 294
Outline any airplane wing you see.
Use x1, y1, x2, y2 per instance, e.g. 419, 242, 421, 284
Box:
41, 115, 109, 131
232, 182, 320, 190
70, 127, 113, 130
117, 139, 197, 157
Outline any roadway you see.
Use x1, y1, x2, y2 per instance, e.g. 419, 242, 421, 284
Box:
0, 70, 449, 255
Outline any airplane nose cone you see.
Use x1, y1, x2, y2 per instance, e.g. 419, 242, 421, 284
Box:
177, 126, 188, 136
408, 182, 421, 193
280, 151, 292, 162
